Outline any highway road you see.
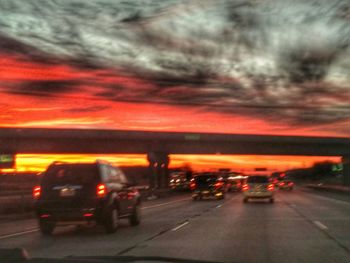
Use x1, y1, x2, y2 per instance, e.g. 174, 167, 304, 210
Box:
1, 189, 350, 263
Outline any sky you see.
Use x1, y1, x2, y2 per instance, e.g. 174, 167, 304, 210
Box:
0, 0, 349, 171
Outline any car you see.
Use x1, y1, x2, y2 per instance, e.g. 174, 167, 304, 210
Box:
226, 178, 242, 192
169, 172, 190, 190
242, 175, 274, 203
190, 173, 225, 200
278, 180, 294, 191
33, 160, 141, 235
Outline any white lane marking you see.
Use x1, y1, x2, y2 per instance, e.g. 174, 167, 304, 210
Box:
216, 204, 222, 208
171, 221, 189, 231
141, 198, 189, 210
313, 221, 328, 230
0, 229, 38, 240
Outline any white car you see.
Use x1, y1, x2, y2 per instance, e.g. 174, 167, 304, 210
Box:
242, 175, 274, 203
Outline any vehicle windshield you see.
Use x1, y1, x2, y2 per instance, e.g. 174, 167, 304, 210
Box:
1, 1, 350, 263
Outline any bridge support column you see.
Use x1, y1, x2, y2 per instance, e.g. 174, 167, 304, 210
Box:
342, 156, 350, 186
147, 152, 170, 189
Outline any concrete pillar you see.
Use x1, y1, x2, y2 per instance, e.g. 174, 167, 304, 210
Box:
341, 156, 350, 186
147, 152, 170, 189
147, 160, 157, 189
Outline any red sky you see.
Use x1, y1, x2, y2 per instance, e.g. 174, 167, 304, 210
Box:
0, 54, 345, 172
0, 154, 341, 173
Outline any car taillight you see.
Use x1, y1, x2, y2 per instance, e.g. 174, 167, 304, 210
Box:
215, 182, 223, 189
33, 186, 41, 199
288, 182, 294, 186
242, 184, 249, 191
280, 182, 285, 186
268, 184, 274, 191
190, 182, 196, 190
97, 184, 106, 198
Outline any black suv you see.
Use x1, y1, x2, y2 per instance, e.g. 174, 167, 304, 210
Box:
190, 173, 225, 200
33, 160, 141, 235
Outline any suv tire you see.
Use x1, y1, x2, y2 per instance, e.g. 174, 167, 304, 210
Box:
129, 204, 141, 226
243, 197, 248, 203
269, 198, 274, 203
104, 206, 119, 234
39, 220, 55, 235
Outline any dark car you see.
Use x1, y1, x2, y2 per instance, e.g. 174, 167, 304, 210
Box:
278, 180, 294, 191
190, 173, 225, 200
33, 160, 141, 235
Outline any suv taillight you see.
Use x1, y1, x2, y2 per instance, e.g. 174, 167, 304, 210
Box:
242, 184, 249, 191
97, 184, 106, 198
268, 184, 274, 191
33, 186, 41, 199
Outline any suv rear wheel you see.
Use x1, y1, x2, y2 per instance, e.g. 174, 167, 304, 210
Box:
39, 220, 55, 235
104, 206, 119, 233
129, 204, 141, 226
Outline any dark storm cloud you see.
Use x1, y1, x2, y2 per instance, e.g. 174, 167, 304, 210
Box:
0, 33, 60, 65
65, 105, 109, 113
1, 0, 350, 130
9, 80, 81, 97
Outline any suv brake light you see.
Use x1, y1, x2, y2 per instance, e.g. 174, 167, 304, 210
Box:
242, 184, 249, 191
33, 186, 41, 199
97, 184, 106, 198
268, 184, 274, 191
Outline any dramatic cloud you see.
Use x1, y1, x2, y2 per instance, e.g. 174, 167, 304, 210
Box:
0, 0, 350, 135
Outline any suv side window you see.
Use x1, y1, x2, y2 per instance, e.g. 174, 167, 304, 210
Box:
118, 169, 128, 184
109, 166, 120, 183
100, 164, 111, 183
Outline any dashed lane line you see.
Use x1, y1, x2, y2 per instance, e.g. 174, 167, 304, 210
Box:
171, 221, 189, 231
313, 220, 328, 230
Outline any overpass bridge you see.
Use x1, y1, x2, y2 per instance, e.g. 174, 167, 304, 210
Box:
1, 127, 350, 186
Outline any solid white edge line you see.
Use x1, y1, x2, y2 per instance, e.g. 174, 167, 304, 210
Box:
171, 221, 189, 231
141, 198, 189, 210
0, 229, 39, 240
313, 220, 328, 230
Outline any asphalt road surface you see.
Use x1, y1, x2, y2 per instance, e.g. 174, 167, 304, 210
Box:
1, 188, 350, 263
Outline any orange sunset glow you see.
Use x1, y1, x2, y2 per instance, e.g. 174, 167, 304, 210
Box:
0, 154, 341, 173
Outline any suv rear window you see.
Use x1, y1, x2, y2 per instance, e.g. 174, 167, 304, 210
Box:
42, 164, 99, 186
247, 176, 269, 184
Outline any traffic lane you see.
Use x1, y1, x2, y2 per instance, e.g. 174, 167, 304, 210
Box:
0, 192, 231, 259
280, 188, 350, 251
127, 191, 350, 263
0, 192, 189, 238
